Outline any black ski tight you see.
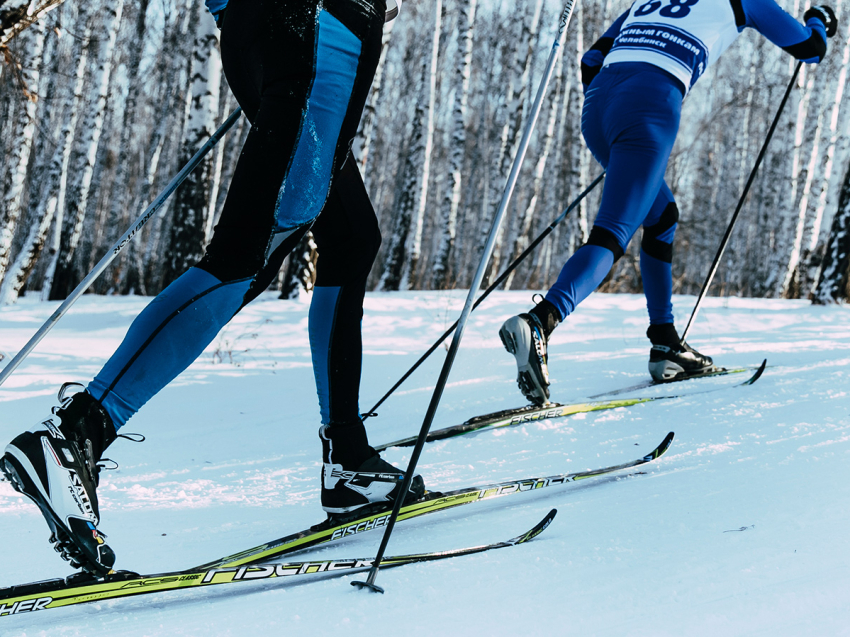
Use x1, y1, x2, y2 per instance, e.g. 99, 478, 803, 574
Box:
89, 0, 385, 429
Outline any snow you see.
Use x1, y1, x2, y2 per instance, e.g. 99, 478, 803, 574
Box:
1, 291, 848, 636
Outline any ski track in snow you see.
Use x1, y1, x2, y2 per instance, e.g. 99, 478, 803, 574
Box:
0, 291, 848, 636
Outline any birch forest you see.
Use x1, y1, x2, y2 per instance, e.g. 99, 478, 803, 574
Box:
1, 0, 850, 307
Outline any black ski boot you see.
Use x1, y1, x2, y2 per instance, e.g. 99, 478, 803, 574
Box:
499, 299, 560, 406
647, 323, 715, 381
319, 421, 425, 521
2, 383, 117, 575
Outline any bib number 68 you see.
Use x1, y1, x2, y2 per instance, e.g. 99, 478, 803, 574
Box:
634, 0, 699, 18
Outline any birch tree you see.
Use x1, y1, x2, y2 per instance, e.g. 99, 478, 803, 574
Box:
0, 0, 64, 49
399, 0, 442, 290
0, 18, 64, 303
812, 158, 850, 303
48, 0, 124, 300
354, 18, 396, 183
280, 232, 318, 299
161, 11, 221, 287
432, 0, 476, 289
0, 22, 45, 284
377, 6, 439, 292
482, 0, 544, 282
504, 37, 564, 289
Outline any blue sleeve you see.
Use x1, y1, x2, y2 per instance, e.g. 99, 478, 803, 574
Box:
205, 0, 228, 19
581, 8, 631, 89
741, 0, 828, 63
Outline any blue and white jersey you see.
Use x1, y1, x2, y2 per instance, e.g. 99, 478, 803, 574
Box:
605, 0, 739, 90
585, 0, 828, 94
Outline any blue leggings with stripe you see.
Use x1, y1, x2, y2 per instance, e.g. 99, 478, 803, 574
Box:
545, 63, 685, 325
89, 0, 385, 430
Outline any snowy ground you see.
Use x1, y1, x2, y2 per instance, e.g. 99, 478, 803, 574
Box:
0, 290, 848, 636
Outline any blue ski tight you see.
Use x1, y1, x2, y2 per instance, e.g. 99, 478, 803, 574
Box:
545, 62, 684, 326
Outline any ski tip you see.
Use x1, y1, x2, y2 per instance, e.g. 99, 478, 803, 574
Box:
514, 509, 558, 545
646, 432, 675, 461
743, 359, 768, 385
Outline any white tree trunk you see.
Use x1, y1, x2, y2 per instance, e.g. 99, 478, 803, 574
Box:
804, 32, 850, 294
0, 22, 45, 284
813, 158, 850, 304
505, 41, 564, 289
432, 0, 476, 289
49, 0, 124, 299
353, 18, 395, 184
39, 3, 90, 300
0, 19, 60, 304
399, 0, 441, 290
0, 0, 64, 48
485, 0, 544, 281
780, 69, 823, 297
162, 12, 221, 286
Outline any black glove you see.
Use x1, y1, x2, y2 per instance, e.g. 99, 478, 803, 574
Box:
804, 5, 837, 37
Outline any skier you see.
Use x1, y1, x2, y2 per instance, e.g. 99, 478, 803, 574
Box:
500, 0, 837, 405
1, 0, 423, 576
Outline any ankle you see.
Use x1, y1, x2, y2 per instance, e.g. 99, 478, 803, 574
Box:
646, 323, 680, 346
528, 299, 561, 339
319, 420, 375, 469
56, 389, 116, 463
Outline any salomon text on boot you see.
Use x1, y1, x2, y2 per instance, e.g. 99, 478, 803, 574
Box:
647, 323, 715, 381
319, 421, 425, 522
2, 383, 117, 575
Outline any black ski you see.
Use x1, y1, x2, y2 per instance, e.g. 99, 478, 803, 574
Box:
0, 510, 556, 617
376, 361, 764, 451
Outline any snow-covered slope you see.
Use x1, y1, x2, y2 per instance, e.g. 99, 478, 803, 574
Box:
1, 291, 848, 636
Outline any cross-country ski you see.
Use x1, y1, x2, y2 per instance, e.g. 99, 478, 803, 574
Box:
0, 510, 557, 617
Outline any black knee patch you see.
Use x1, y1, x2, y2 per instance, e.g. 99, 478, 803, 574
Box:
641, 202, 679, 263
586, 226, 625, 262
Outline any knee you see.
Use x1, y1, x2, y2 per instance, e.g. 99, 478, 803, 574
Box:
346, 221, 382, 279
641, 202, 679, 263
586, 226, 625, 262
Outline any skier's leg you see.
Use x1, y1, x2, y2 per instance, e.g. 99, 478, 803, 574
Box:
88, 0, 387, 430
545, 66, 683, 321
309, 158, 380, 429
309, 158, 425, 516
639, 186, 714, 379
2, 0, 388, 570
640, 184, 678, 327
501, 64, 683, 404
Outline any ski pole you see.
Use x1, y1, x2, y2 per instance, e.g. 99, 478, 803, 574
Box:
364, 171, 605, 419
0, 108, 243, 388
352, 0, 581, 593
680, 62, 802, 343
